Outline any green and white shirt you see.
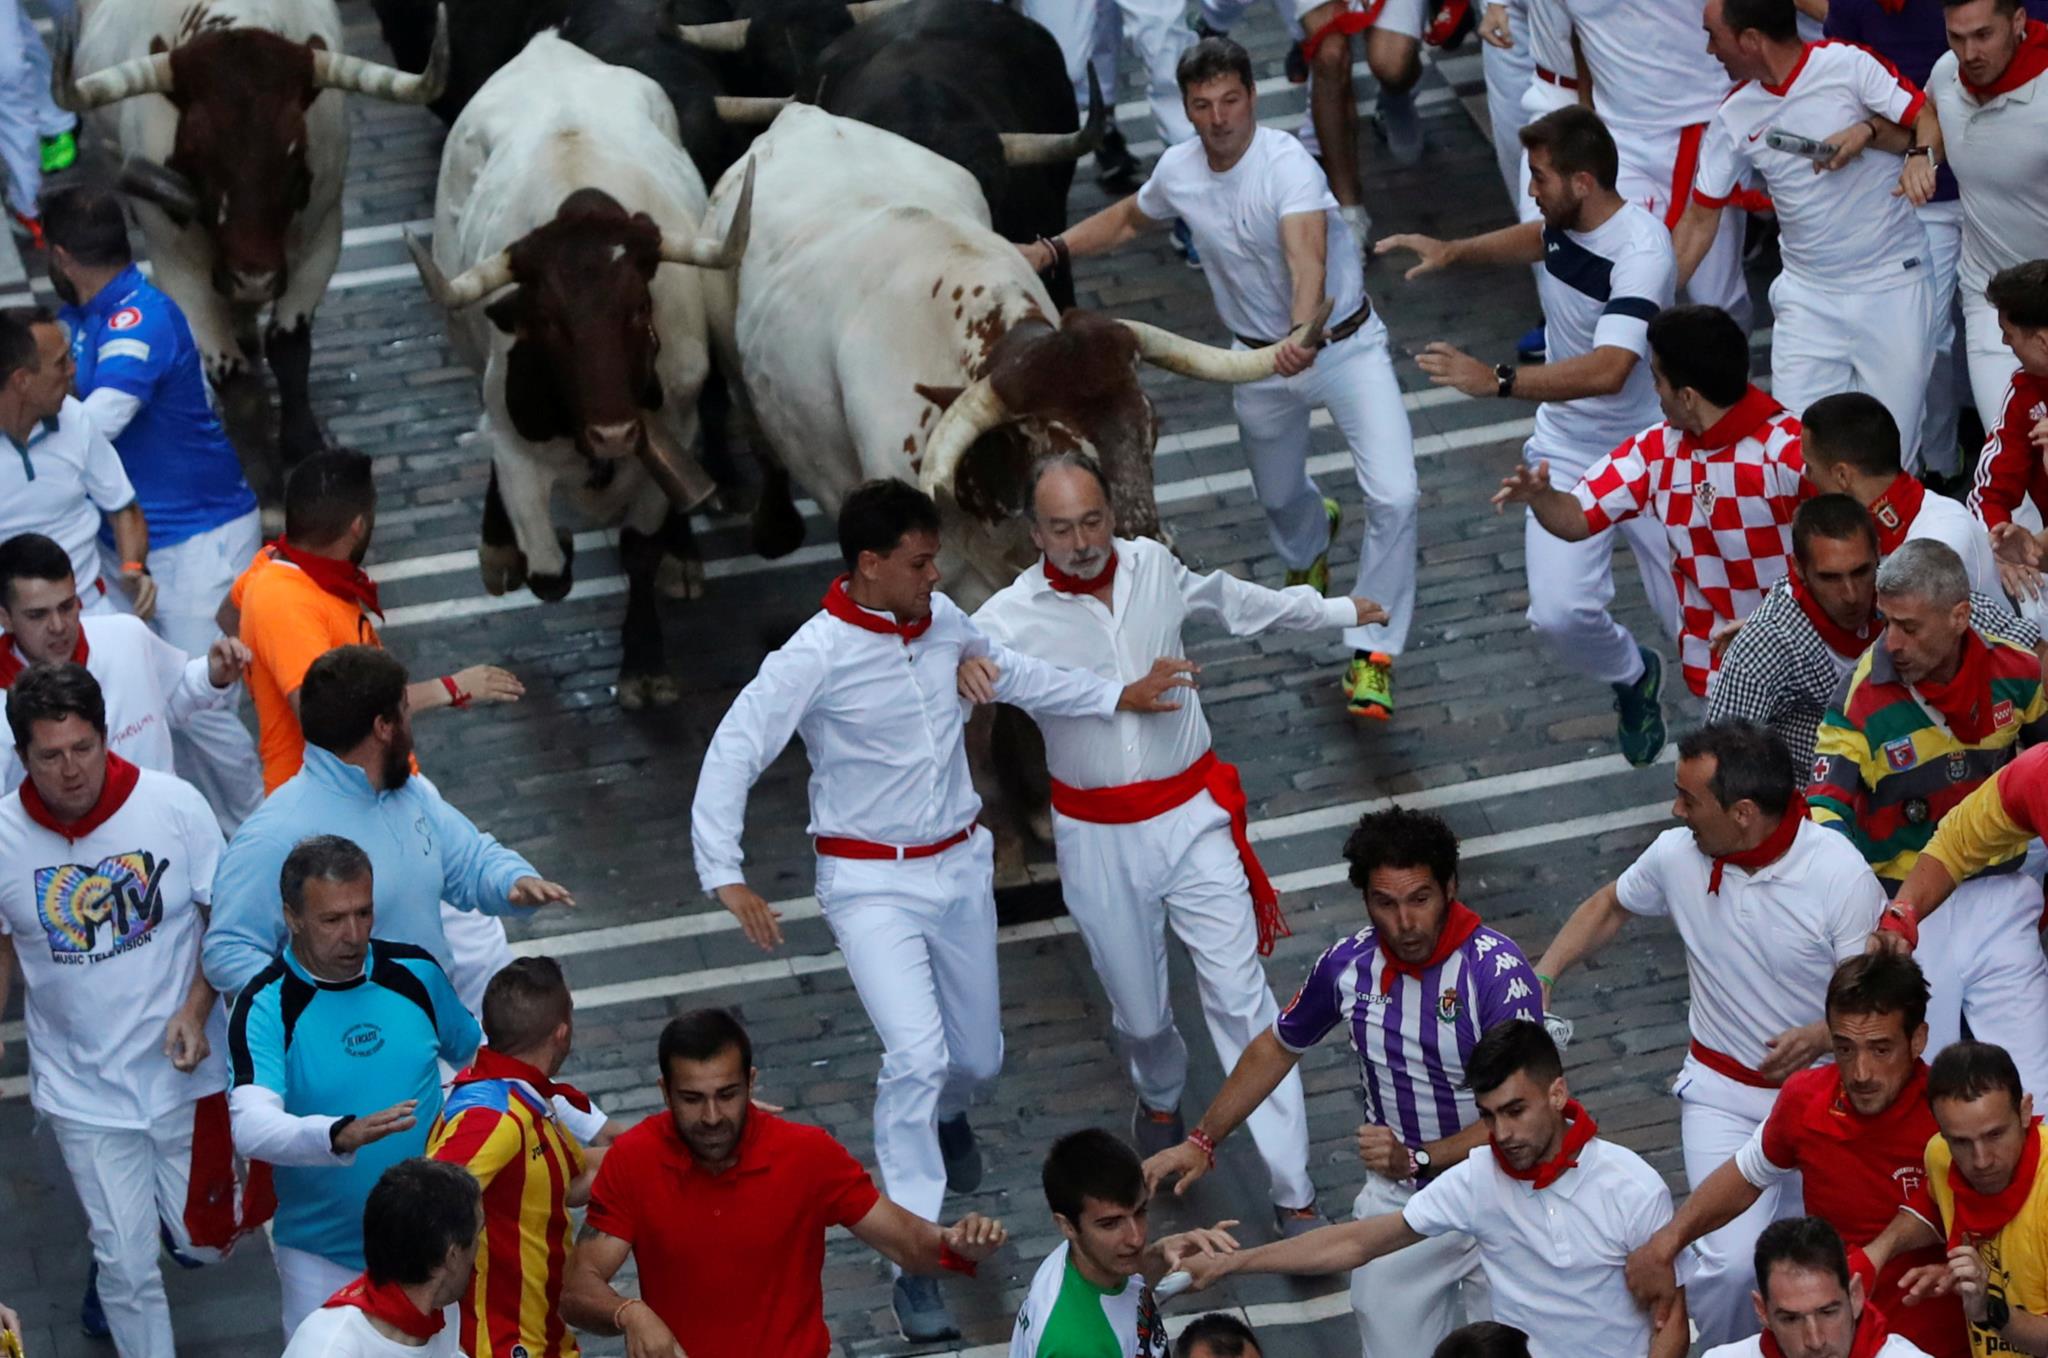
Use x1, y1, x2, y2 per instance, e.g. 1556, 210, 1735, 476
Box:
1009, 1242, 1167, 1358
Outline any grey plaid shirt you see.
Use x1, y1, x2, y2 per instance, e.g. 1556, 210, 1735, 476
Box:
1706, 581, 2038, 772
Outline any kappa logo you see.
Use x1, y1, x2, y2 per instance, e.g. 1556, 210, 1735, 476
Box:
1883, 737, 1918, 772
107, 307, 143, 331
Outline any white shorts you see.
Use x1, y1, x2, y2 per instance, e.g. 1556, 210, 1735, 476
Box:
1296, 0, 1423, 40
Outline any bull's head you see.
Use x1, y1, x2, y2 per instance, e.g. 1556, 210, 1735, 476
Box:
55, 8, 450, 303
403, 164, 756, 512
916, 303, 1333, 541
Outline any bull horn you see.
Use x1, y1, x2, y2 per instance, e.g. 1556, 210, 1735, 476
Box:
1120, 297, 1335, 382
676, 18, 750, 50
845, 0, 910, 18
1002, 65, 1105, 165
58, 38, 175, 113
713, 95, 788, 124
916, 377, 1011, 498
116, 155, 200, 227
658, 160, 753, 268
405, 230, 513, 309
311, 3, 448, 103
639, 427, 720, 513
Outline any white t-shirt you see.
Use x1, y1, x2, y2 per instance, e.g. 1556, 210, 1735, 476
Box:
1403, 1137, 1680, 1358
1696, 42, 1929, 290
1615, 819, 1884, 1069
0, 615, 228, 794
1527, 0, 1575, 79
1926, 51, 2048, 295
0, 767, 226, 1128
280, 1306, 463, 1358
1530, 202, 1675, 473
1136, 127, 1369, 343
1563, 0, 1730, 134
1705, 1331, 1933, 1358
1903, 490, 2001, 601
0, 396, 137, 594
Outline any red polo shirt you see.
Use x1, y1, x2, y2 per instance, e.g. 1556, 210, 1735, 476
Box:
1755, 1063, 1966, 1358
585, 1109, 881, 1358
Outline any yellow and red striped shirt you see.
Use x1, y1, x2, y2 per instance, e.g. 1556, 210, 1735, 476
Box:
428, 1062, 586, 1358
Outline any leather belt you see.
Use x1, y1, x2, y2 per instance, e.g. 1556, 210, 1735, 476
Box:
1235, 298, 1372, 352
815, 822, 976, 861
1535, 65, 1580, 90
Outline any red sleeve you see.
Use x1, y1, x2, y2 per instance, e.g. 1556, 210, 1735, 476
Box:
1759, 1089, 1801, 1171
1970, 379, 2034, 529
585, 1131, 645, 1243
808, 1131, 883, 1229
1998, 745, 2048, 838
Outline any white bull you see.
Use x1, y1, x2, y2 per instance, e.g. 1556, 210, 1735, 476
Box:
406, 31, 751, 708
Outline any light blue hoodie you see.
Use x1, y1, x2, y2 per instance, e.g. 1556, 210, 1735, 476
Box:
204, 745, 537, 995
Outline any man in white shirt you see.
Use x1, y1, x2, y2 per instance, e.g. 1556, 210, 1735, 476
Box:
1022, 37, 1419, 721
970, 453, 1384, 1232
689, 478, 1190, 1343
280, 1159, 480, 1358
1179, 1019, 1691, 1358
1378, 105, 1679, 765
0, 664, 261, 1358
1925, 0, 2048, 423
1535, 719, 1887, 1347
0, 306, 155, 620
1702, 1216, 1935, 1358
1674, 0, 1941, 470
0, 532, 258, 826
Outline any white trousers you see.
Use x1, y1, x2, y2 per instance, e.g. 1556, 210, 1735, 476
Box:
438, 902, 515, 1022
1917, 872, 2048, 1100
1052, 794, 1315, 1210
1768, 271, 1935, 474
1231, 321, 1419, 655
1020, 0, 1196, 145
275, 1243, 359, 1338
1917, 199, 1965, 476
0, 0, 72, 215
48, 1100, 233, 1358
1613, 124, 1752, 330
1348, 1170, 1491, 1358
1522, 452, 1680, 688
815, 828, 1005, 1226
1482, 31, 1536, 209
147, 509, 265, 834
1675, 1057, 1802, 1349
1961, 279, 2023, 429
1194, 0, 1296, 37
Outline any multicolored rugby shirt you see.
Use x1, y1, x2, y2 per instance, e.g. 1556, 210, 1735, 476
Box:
1809, 631, 2048, 886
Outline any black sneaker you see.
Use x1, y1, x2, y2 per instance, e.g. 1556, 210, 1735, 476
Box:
893, 1274, 961, 1343
1612, 645, 1668, 768
1095, 127, 1142, 191
82, 1261, 110, 1338
937, 1114, 983, 1193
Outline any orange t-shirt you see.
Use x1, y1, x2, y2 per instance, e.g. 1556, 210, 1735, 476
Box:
230, 547, 383, 793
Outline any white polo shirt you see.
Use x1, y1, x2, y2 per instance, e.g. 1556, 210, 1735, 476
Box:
1695, 42, 1929, 290
973, 537, 1351, 789
1135, 127, 1369, 344
1926, 51, 2048, 297
0, 766, 227, 1129
0, 396, 137, 594
280, 1305, 463, 1358
1615, 819, 1884, 1070
1704, 1331, 1933, 1358
1563, 0, 1731, 135
1402, 1136, 1680, 1358
1902, 490, 2000, 602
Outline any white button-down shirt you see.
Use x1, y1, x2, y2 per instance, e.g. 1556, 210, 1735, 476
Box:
691, 590, 1121, 893
0, 396, 137, 592
1615, 819, 1883, 1069
1403, 1137, 1680, 1358
972, 537, 1352, 789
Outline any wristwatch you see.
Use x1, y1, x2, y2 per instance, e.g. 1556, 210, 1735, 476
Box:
1906, 144, 1939, 168
1494, 362, 1517, 399
328, 1114, 357, 1154
1983, 1294, 2012, 1333
1408, 1146, 1434, 1181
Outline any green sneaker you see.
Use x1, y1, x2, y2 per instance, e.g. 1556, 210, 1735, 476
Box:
40, 130, 76, 175
1612, 645, 1667, 767
1345, 651, 1394, 720
1283, 497, 1342, 595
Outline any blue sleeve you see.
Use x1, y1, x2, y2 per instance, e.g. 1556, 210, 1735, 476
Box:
414, 958, 481, 1065
80, 306, 175, 401
1272, 940, 1352, 1052
204, 821, 293, 995
228, 984, 287, 1092
1469, 932, 1543, 1029
429, 789, 538, 918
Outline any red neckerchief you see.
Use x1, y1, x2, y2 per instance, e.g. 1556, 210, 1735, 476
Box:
1805, 1061, 1930, 1143
0, 627, 88, 688
1494, 1099, 1597, 1190
1379, 901, 1482, 995
451, 1045, 594, 1114
322, 1275, 445, 1341
1043, 547, 1117, 596
1680, 387, 1784, 455
1708, 795, 1806, 894
270, 538, 382, 619
20, 751, 139, 841
1947, 1119, 2044, 1245
1869, 473, 1928, 556
1761, 1294, 1892, 1358
821, 574, 932, 643
1789, 573, 1878, 659
1966, 19, 2048, 99
1915, 630, 1997, 742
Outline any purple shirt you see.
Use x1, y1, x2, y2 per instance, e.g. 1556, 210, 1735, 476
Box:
1826, 0, 2048, 201
1274, 923, 1541, 1148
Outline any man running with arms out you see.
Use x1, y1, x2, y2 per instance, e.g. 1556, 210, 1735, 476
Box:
1025, 37, 1418, 718
1538, 719, 1886, 1346
1010, 1129, 1240, 1358
1142, 807, 1544, 1358
1378, 105, 1678, 763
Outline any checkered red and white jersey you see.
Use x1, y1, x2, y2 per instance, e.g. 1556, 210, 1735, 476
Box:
1572, 388, 1807, 698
